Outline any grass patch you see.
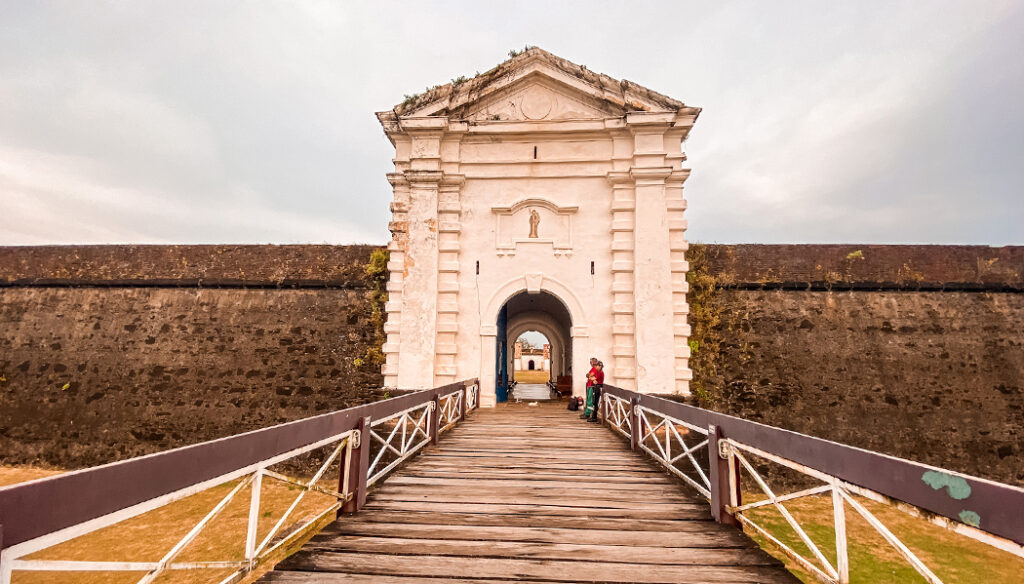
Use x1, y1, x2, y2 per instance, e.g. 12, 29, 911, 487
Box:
2, 465, 339, 584
742, 493, 1024, 583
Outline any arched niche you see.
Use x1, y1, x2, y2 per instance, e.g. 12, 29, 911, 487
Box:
491, 198, 578, 256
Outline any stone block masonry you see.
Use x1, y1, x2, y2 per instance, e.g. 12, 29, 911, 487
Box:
0, 245, 384, 469
0, 244, 378, 286
714, 289, 1024, 485
1, 243, 1021, 488
700, 243, 1024, 291
691, 244, 1024, 486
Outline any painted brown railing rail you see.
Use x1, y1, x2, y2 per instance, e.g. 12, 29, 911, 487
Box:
0, 379, 479, 584
600, 385, 1024, 584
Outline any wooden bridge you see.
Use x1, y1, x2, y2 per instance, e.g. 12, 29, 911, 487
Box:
2, 379, 1023, 584
263, 402, 795, 583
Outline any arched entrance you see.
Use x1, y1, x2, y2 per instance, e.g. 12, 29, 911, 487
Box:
514, 331, 552, 380
495, 291, 572, 402
378, 49, 699, 402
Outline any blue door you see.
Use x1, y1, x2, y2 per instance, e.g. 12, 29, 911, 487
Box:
496, 303, 509, 402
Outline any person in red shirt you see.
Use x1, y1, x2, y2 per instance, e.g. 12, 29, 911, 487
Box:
581, 358, 598, 418
587, 361, 605, 422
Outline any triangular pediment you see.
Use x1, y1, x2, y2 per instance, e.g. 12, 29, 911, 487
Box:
378, 47, 693, 125
460, 74, 621, 122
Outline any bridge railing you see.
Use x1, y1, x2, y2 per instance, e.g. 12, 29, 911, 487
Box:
366, 382, 467, 487
601, 385, 1024, 584
0, 378, 479, 584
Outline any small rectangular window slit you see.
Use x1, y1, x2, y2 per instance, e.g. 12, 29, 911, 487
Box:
591, 261, 595, 275
533, 146, 537, 159
476, 261, 480, 275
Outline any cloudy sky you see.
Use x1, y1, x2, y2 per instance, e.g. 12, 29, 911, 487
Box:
1, 1, 1021, 246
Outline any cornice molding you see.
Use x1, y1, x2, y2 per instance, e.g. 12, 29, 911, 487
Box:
606, 171, 633, 185
630, 167, 673, 183
404, 170, 443, 185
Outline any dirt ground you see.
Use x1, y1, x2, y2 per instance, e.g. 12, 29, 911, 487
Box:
513, 369, 551, 383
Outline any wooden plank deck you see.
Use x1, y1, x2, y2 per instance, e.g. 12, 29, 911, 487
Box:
260, 402, 797, 583
510, 382, 553, 401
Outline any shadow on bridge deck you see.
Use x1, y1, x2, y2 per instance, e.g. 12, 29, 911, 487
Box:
259, 401, 797, 583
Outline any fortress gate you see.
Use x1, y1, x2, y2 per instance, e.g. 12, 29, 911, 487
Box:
376, 48, 700, 406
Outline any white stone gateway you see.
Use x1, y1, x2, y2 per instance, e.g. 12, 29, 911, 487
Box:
377, 48, 700, 407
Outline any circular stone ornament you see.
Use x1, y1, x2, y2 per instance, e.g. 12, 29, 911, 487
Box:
519, 89, 554, 120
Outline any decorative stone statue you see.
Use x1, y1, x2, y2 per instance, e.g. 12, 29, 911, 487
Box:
528, 209, 540, 238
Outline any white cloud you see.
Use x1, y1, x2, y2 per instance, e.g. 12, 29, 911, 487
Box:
0, 145, 380, 244
0, 1, 1021, 245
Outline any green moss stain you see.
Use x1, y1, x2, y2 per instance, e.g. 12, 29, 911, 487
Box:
745, 497, 1023, 584
922, 470, 972, 500
361, 248, 390, 371
958, 510, 981, 528
685, 244, 724, 406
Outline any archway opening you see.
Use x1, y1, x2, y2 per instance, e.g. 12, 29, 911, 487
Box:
514, 331, 550, 382
496, 290, 572, 402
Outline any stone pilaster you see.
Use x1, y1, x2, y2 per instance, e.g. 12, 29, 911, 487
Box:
607, 171, 637, 389
395, 168, 442, 389
631, 166, 677, 394
626, 112, 679, 395
433, 174, 465, 383
381, 173, 410, 388
666, 170, 692, 394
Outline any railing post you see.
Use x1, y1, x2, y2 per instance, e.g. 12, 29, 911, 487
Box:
340, 416, 370, 515
244, 470, 263, 562
629, 397, 640, 451
709, 424, 741, 526
460, 383, 468, 421
429, 393, 440, 445
0, 525, 7, 584
832, 481, 850, 583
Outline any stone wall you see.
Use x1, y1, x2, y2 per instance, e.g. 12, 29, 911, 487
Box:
700, 244, 1023, 290
0, 245, 385, 469
0, 244, 375, 286
2, 243, 1021, 487
692, 244, 1024, 486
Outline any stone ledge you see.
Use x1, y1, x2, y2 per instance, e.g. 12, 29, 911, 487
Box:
698, 244, 1024, 289
0, 245, 380, 288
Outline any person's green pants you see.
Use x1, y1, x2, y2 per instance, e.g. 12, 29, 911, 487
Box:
584, 385, 595, 418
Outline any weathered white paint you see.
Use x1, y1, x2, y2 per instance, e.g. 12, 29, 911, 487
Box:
377, 48, 699, 404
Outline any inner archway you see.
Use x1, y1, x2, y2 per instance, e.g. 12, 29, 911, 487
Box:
496, 290, 572, 402
514, 331, 550, 382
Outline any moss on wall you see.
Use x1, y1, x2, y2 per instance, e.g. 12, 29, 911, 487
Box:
1, 243, 1021, 486
356, 248, 389, 371
0, 245, 386, 469
686, 244, 1024, 486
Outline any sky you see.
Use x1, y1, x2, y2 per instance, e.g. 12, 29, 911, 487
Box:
518, 331, 549, 349
1, 1, 1021, 246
